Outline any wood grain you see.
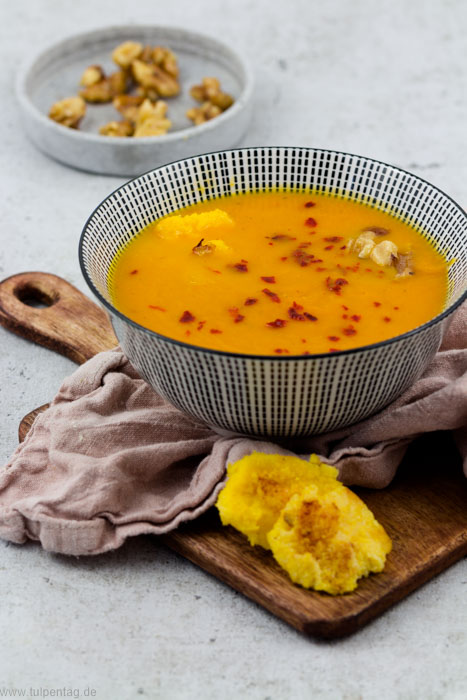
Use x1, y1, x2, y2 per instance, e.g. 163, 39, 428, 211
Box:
3, 272, 467, 638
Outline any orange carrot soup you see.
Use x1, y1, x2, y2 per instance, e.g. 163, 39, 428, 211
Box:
110, 191, 447, 355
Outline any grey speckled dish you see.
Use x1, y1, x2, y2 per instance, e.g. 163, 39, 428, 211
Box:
16, 26, 253, 177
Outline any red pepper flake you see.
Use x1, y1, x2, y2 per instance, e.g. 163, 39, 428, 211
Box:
288, 302, 305, 321
130, 269, 139, 275
261, 276, 276, 283
351, 314, 361, 322
197, 321, 206, 331
232, 262, 248, 272
208, 267, 221, 274
262, 288, 281, 303
342, 305, 349, 310
244, 297, 258, 306
266, 319, 287, 328
298, 242, 312, 249
304, 201, 315, 208
366, 268, 372, 272
185, 330, 191, 336
280, 256, 288, 262
210, 328, 222, 334
228, 307, 245, 323
305, 217, 317, 227
324, 236, 343, 242
342, 325, 357, 336
301, 338, 307, 343
274, 348, 290, 354
309, 258, 324, 264
148, 305, 166, 312
378, 270, 385, 275
324, 245, 334, 251
393, 306, 399, 310
329, 348, 339, 353
266, 234, 296, 241
316, 267, 326, 272
373, 301, 381, 307
326, 277, 349, 295
328, 335, 340, 342
292, 248, 314, 266
342, 314, 348, 319
340, 245, 347, 250
179, 310, 195, 323
268, 242, 274, 246
303, 351, 311, 355
383, 316, 392, 323
304, 312, 318, 321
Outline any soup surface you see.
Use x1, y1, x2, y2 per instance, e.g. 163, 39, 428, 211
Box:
110, 191, 447, 355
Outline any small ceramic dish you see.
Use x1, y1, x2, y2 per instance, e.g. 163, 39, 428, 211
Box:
79, 147, 467, 438
16, 26, 253, 176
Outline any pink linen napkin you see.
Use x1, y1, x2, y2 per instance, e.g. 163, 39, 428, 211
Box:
0, 304, 465, 555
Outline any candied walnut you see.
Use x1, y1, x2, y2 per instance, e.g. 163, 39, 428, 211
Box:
370, 240, 398, 266
186, 101, 222, 125
190, 77, 234, 111
131, 59, 180, 97
133, 99, 171, 137
362, 226, 390, 236
152, 46, 179, 78
79, 65, 105, 87
112, 41, 143, 69
348, 231, 375, 258
113, 94, 144, 122
99, 120, 134, 137
49, 96, 86, 128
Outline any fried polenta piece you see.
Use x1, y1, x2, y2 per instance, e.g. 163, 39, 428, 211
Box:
267, 481, 392, 595
216, 453, 329, 548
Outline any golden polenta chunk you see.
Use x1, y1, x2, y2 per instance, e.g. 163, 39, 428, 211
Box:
267, 482, 392, 595
154, 210, 234, 241
216, 453, 331, 548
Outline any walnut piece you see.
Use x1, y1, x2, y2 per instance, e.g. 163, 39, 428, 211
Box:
99, 120, 134, 137
79, 71, 128, 103
113, 94, 144, 122
112, 41, 143, 69
186, 101, 222, 125
394, 251, 414, 277
49, 96, 86, 128
190, 77, 234, 112
133, 99, 172, 137
131, 59, 180, 97
79, 65, 105, 87
152, 46, 179, 78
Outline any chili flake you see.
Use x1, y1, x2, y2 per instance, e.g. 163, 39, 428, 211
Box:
328, 335, 340, 342
231, 261, 248, 272
280, 256, 288, 262
383, 316, 392, 322
324, 245, 334, 251
179, 310, 195, 323
266, 234, 296, 241
304, 201, 315, 208
262, 288, 281, 303
274, 348, 290, 354
228, 307, 245, 323
197, 321, 206, 331
210, 329, 222, 334
305, 217, 317, 227
292, 248, 314, 266
373, 301, 381, 307
324, 236, 343, 242
326, 277, 349, 295
351, 314, 361, 322
244, 297, 258, 306
130, 269, 139, 275
266, 319, 287, 328
342, 325, 357, 336
304, 312, 318, 321
261, 276, 276, 283
148, 305, 166, 312
329, 348, 339, 353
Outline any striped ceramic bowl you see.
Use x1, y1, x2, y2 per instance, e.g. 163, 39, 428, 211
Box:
79, 148, 467, 438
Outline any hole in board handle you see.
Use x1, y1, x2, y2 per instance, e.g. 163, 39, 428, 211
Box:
14, 283, 58, 309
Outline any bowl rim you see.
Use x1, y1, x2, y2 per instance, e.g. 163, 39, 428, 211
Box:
79, 146, 467, 361
16, 24, 254, 146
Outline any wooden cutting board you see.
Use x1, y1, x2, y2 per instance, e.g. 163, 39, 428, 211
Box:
1, 272, 466, 639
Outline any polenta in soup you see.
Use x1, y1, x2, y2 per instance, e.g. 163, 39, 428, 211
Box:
110, 191, 447, 355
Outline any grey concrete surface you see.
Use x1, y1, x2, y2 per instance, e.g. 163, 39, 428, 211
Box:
0, 0, 466, 698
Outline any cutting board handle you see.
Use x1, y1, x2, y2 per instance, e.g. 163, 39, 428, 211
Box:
0, 272, 117, 364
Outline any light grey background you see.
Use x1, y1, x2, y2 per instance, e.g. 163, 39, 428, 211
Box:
1, 0, 466, 698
